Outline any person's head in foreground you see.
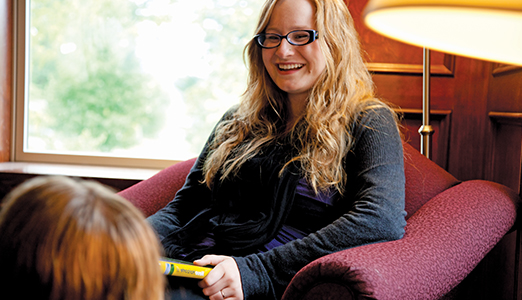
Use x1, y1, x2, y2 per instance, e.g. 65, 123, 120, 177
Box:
0, 176, 165, 300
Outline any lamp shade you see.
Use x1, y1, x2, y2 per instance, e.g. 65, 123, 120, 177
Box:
363, 0, 522, 66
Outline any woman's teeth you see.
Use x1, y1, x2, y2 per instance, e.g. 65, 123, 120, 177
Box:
278, 64, 303, 70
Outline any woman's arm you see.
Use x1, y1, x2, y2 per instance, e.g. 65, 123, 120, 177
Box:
234, 106, 407, 299
146, 144, 213, 241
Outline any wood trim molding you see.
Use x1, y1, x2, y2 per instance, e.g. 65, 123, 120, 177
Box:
492, 64, 522, 77
485, 111, 522, 196
397, 108, 453, 119
489, 112, 522, 126
0, 0, 13, 162
367, 54, 455, 76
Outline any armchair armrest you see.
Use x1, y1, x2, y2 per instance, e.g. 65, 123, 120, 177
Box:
282, 180, 519, 300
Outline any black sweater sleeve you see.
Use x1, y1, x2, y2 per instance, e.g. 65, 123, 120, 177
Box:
146, 108, 237, 241
146, 144, 213, 241
234, 107, 407, 299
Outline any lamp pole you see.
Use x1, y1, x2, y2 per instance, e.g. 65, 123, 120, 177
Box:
419, 48, 434, 159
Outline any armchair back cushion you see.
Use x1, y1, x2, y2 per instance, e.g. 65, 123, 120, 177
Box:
119, 141, 460, 220
118, 158, 197, 217
402, 142, 459, 218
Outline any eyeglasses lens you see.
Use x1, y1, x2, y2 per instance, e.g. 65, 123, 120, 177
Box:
288, 31, 311, 45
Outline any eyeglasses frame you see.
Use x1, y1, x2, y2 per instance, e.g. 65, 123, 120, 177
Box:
254, 29, 319, 49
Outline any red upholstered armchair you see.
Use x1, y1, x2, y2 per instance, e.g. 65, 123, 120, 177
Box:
118, 142, 520, 300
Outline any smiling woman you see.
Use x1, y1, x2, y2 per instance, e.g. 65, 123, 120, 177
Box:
146, 0, 407, 299
14, 0, 265, 168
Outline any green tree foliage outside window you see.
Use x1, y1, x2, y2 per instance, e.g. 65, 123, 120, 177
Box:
28, 0, 264, 159
29, 0, 169, 153
178, 0, 264, 154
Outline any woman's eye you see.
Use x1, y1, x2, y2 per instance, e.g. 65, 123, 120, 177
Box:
293, 34, 309, 41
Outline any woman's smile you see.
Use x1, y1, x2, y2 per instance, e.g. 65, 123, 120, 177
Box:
277, 63, 304, 71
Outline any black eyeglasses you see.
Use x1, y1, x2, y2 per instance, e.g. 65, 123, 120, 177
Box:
254, 30, 319, 49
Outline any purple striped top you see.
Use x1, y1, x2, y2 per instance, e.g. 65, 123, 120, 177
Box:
259, 177, 339, 252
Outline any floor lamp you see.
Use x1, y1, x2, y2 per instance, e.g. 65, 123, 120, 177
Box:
362, 0, 522, 158
420, 47, 433, 159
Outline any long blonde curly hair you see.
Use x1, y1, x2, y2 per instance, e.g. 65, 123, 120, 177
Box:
203, 0, 396, 194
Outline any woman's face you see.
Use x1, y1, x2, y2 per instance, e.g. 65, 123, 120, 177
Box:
262, 0, 326, 103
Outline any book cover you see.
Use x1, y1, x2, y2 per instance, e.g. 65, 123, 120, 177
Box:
159, 257, 213, 279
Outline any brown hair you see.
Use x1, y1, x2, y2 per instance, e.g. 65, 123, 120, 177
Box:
0, 176, 165, 300
203, 0, 398, 194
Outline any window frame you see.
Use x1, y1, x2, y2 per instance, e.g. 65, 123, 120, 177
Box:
12, 0, 188, 169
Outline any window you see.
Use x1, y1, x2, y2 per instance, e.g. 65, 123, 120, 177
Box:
14, 0, 264, 168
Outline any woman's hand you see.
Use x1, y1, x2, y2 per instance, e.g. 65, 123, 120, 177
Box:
194, 255, 244, 300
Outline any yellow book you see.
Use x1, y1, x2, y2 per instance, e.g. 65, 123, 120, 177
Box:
159, 257, 213, 279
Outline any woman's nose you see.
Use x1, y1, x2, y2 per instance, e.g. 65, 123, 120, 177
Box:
275, 38, 294, 57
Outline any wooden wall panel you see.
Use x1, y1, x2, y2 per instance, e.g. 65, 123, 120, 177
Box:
0, 0, 12, 163
486, 65, 522, 193
350, 0, 455, 89
348, 0, 491, 181
444, 57, 491, 180
487, 114, 522, 191
349, 0, 455, 76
